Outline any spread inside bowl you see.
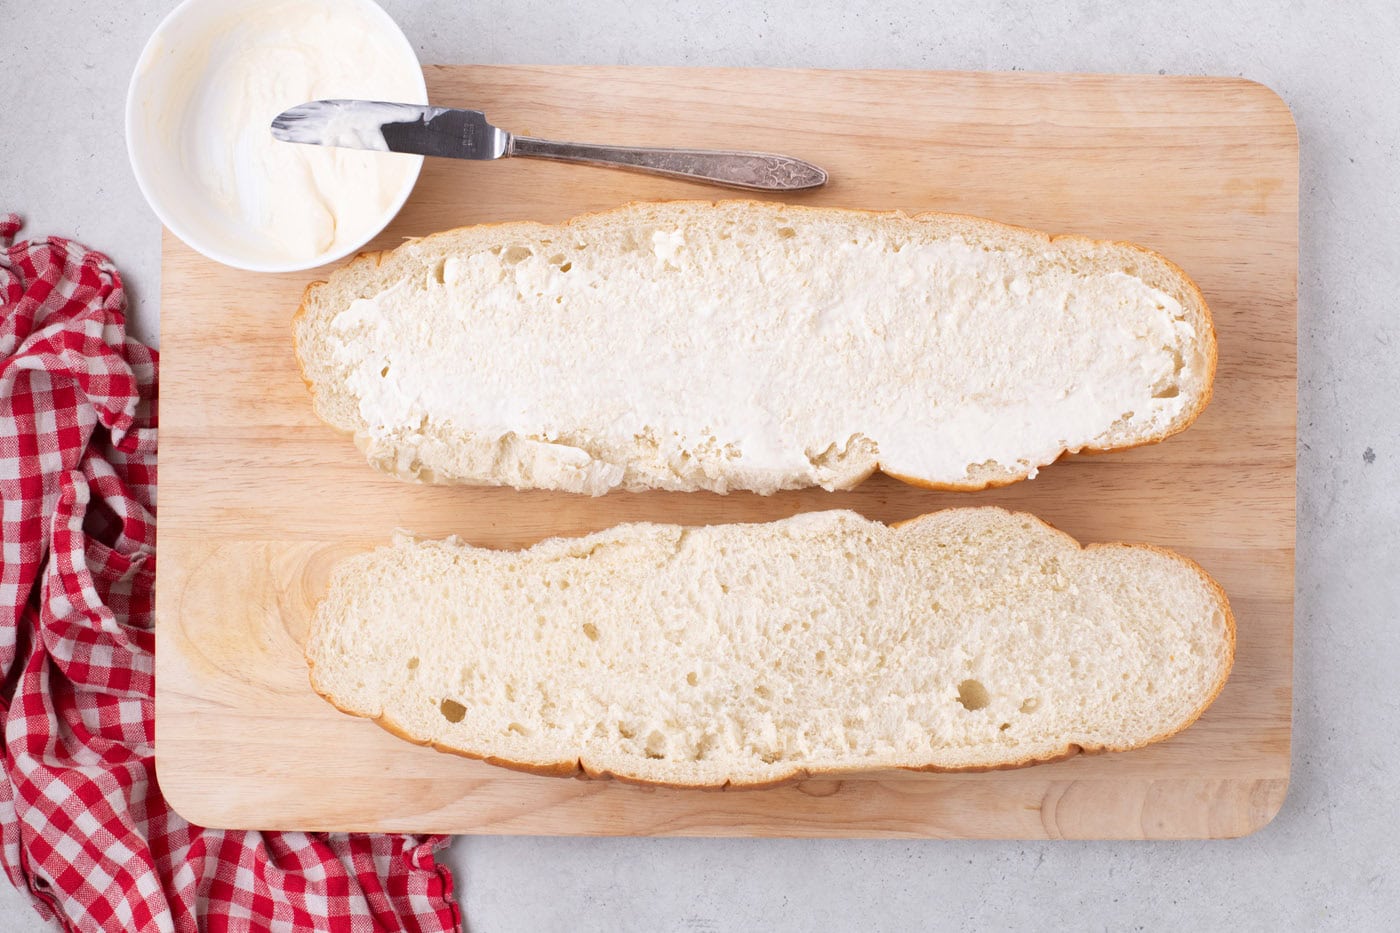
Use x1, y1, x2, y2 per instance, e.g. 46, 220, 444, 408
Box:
129, 0, 426, 269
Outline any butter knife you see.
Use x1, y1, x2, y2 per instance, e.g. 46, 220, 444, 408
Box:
271, 99, 828, 191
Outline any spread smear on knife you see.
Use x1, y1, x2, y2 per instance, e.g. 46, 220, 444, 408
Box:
294, 201, 1216, 495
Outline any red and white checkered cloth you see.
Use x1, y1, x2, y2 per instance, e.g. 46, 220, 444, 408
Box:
0, 214, 458, 932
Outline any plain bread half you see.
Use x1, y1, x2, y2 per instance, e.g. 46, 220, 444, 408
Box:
305, 508, 1235, 788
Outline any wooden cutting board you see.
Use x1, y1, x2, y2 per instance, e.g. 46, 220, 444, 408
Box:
155, 66, 1296, 839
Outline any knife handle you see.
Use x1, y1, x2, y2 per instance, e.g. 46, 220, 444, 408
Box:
507, 136, 827, 191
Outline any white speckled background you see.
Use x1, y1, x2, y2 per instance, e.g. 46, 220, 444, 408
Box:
1, 1, 1394, 930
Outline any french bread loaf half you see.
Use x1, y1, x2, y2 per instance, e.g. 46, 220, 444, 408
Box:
305, 508, 1234, 788
294, 201, 1216, 495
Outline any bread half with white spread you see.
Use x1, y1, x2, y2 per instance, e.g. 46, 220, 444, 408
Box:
294, 201, 1216, 495
305, 508, 1234, 788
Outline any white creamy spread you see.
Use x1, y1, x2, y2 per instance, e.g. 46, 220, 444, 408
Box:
328, 222, 1201, 491
143, 0, 423, 263
269, 99, 405, 150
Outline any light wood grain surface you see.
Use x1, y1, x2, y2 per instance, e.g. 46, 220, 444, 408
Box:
155, 66, 1296, 838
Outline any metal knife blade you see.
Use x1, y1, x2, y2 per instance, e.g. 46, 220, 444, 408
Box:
271, 100, 508, 160
271, 99, 828, 190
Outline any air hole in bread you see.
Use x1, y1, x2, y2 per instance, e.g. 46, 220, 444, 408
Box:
508, 722, 529, 736
1153, 383, 1181, 399
582, 622, 600, 642
547, 253, 566, 266
439, 699, 467, 723
777, 226, 797, 239
380, 365, 390, 378
503, 246, 533, 265
1019, 697, 1040, 714
999, 722, 1010, 731
406, 656, 419, 670
645, 730, 667, 759
957, 679, 990, 711
559, 261, 572, 273
431, 260, 446, 285
686, 671, 698, 686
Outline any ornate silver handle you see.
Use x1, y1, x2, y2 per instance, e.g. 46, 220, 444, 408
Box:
507, 136, 828, 191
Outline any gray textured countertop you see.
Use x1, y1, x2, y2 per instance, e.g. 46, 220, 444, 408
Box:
2, 1, 1395, 930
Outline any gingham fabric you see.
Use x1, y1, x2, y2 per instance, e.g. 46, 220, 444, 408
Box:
0, 214, 458, 932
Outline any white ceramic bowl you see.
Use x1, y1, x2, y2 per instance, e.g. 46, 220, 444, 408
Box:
125, 0, 427, 272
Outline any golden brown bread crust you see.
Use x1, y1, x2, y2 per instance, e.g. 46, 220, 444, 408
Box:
292, 199, 1217, 495
303, 507, 1235, 791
